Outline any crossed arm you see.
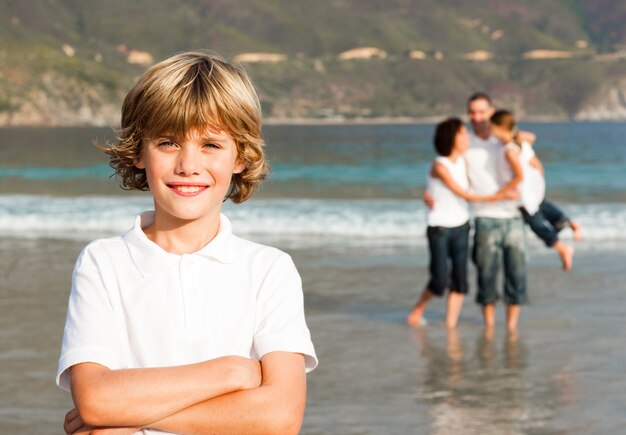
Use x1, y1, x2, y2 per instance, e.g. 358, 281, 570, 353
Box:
65, 352, 306, 434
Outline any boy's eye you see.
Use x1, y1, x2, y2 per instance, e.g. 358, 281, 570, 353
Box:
203, 143, 220, 149
158, 140, 176, 148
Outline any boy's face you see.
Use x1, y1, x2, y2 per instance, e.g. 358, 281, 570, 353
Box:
135, 127, 244, 227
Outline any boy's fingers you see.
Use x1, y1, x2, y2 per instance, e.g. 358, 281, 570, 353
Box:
72, 425, 95, 434
64, 408, 79, 423
63, 410, 84, 434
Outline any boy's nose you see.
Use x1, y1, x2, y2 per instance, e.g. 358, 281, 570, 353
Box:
175, 147, 202, 175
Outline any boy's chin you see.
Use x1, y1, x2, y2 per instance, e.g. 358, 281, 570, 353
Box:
156, 208, 221, 224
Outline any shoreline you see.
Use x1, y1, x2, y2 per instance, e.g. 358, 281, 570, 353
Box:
4, 115, 626, 128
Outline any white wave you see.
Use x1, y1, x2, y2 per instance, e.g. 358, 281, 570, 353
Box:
0, 195, 624, 247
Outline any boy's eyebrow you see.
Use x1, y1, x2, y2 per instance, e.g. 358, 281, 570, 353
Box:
157, 131, 229, 142
158, 134, 178, 140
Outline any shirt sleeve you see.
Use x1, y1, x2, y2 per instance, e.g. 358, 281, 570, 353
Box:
56, 244, 123, 391
253, 253, 318, 373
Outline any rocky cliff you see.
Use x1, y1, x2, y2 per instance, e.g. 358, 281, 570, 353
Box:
2, 0, 626, 125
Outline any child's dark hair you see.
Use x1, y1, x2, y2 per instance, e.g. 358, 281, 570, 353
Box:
433, 117, 464, 157
490, 109, 521, 146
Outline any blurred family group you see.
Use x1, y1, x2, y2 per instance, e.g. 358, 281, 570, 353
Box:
408, 92, 581, 332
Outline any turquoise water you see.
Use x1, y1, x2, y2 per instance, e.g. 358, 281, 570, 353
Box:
1, 123, 625, 201
264, 122, 626, 201
0, 164, 110, 180
0, 123, 624, 244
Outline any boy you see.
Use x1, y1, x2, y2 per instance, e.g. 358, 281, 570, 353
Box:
56, 52, 317, 434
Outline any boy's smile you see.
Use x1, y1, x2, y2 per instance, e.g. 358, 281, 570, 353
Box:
135, 127, 244, 233
167, 182, 209, 196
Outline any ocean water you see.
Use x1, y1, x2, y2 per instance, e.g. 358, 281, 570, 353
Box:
1, 123, 626, 434
1, 123, 625, 245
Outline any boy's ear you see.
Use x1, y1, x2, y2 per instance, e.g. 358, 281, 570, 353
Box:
233, 159, 246, 175
134, 158, 145, 169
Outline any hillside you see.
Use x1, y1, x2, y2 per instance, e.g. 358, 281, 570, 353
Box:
1, 0, 626, 125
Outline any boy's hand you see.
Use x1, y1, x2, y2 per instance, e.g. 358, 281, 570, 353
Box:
64, 408, 139, 434
64, 408, 83, 434
220, 356, 262, 390
71, 426, 139, 435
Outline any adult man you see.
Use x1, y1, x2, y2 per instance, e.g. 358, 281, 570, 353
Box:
464, 92, 531, 332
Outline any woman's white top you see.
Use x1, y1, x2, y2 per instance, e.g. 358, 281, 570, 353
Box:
426, 156, 470, 227
498, 141, 545, 215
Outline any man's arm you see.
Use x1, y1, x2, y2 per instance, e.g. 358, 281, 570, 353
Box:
149, 352, 307, 435
518, 130, 536, 145
69, 355, 261, 428
422, 189, 435, 209
433, 162, 516, 203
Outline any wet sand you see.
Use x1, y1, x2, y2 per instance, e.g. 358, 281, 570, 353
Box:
1, 237, 625, 434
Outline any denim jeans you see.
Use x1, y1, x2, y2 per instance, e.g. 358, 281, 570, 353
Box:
520, 200, 570, 247
473, 217, 527, 305
427, 222, 470, 296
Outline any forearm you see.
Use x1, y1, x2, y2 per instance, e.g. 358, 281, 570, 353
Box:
150, 383, 305, 435
150, 352, 307, 435
466, 192, 502, 202
499, 177, 522, 193
71, 357, 257, 427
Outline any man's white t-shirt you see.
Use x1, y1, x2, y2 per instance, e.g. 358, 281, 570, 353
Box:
464, 132, 519, 219
57, 212, 317, 433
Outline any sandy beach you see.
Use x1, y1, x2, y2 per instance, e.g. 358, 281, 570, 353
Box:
1, 236, 625, 434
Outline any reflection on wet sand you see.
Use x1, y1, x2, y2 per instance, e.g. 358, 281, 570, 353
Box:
412, 328, 562, 434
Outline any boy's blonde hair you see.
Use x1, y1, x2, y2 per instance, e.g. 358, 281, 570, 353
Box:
104, 51, 268, 203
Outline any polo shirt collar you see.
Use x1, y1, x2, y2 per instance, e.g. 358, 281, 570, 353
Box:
123, 211, 236, 278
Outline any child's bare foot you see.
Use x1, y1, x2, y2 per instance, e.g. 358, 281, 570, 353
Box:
407, 309, 427, 327
559, 245, 574, 271
570, 221, 582, 241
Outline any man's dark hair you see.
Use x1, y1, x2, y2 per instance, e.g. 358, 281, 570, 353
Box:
433, 117, 464, 157
467, 91, 492, 106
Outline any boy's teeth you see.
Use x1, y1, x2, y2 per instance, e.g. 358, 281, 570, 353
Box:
176, 186, 201, 193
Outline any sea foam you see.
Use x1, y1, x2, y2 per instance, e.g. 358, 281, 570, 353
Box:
0, 195, 623, 247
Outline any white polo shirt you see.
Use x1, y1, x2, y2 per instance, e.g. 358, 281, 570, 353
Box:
57, 212, 318, 394
464, 132, 519, 219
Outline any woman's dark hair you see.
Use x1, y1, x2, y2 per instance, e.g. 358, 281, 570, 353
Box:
433, 117, 464, 157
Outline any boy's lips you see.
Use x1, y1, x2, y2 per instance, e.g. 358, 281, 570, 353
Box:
166, 183, 210, 196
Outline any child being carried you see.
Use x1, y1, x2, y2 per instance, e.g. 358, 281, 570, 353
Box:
490, 109, 581, 271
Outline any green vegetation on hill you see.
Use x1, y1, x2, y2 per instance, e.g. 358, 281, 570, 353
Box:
1, 0, 625, 125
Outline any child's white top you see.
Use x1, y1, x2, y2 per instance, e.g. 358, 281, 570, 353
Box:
426, 156, 470, 227
57, 212, 318, 395
498, 140, 545, 215
464, 133, 519, 218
